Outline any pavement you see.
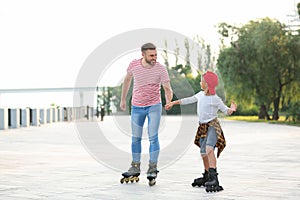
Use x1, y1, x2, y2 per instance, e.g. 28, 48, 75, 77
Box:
0, 115, 300, 200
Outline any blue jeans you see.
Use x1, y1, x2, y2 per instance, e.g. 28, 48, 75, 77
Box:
200, 126, 217, 155
131, 103, 162, 163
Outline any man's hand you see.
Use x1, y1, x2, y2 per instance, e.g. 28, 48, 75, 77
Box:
120, 100, 126, 111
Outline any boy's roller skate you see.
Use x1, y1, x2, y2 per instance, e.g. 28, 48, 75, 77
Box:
192, 170, 209, 187
120, 161, 140, 184
204, 168, 224, 192
146, 162, 159, 186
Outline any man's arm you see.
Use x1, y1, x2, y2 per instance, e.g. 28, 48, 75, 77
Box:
120, 73, 132, 111
162, 81, 173, 104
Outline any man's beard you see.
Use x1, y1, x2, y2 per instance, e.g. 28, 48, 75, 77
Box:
145, 58, 155, 66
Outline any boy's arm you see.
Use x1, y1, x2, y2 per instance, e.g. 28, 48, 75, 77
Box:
217, 97, 237, 115
165, 95, 198, 111
165, 100, 181, 111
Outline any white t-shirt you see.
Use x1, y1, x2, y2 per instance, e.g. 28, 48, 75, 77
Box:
180, 91, 229, 123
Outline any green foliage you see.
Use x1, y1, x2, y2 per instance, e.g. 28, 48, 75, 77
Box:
285, 102, 300, 122
233, 104, 259, 116
166, 68, 198, 115
217, 18, 300, 120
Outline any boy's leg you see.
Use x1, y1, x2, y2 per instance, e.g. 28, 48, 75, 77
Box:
200, 137, 209, 170
191, 137, 210, 187
201, 154, 209, 170
205, 126, 218, 168
206, 146, 217, 168
204, 126, 223, 192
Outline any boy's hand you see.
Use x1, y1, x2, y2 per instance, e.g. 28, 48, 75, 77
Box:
230, 101, 237, 111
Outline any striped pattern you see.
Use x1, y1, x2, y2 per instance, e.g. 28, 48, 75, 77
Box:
194, 118, 226, 158
127, 59, 170, 106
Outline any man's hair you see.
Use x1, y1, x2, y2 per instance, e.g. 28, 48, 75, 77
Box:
141, 43, 156, 52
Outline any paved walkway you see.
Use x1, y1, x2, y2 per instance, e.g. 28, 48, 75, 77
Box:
0, 116, 299, 200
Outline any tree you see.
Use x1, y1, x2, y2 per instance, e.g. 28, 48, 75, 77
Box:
194, 35, 216, 73
298, 2, 300, 18
161, 40, 169, 68
217, 18, 300, 120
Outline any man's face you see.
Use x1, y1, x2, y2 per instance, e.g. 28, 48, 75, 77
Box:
143, 49, 157, 66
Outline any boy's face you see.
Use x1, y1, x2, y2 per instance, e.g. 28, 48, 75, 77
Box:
200, 78, 207, 91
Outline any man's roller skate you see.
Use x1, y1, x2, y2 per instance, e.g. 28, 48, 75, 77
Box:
146, 162, 159, 186
204, 168, 224, 192
120, 161, 140, 184
192, 170, 209, 187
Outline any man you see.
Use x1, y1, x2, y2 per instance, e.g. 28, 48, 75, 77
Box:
120, 43, 173, 186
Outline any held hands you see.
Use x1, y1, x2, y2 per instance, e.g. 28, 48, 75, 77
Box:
164, 102, 174, 111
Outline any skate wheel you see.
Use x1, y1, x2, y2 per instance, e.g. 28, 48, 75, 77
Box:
136, 177, 140, 182
120, 177, 126, 184
191, 183, 196, 187
217, 186, 224, 191
149, 179, 156, 186
205, 185, 223, 192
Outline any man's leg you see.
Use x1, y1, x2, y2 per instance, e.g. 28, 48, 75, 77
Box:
147, 103, 162, 163
131, 106, 146, 162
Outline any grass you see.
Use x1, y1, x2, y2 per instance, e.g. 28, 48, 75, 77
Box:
224, 115, 300, 127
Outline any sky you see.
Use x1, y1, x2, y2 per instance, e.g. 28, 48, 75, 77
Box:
0, 0, 297, 107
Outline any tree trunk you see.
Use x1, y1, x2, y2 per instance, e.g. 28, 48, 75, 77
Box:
272, 97, 280, 120
258, 104, 271, 120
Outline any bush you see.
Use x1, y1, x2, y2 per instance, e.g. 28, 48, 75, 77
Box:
285, 102, 300, 122
232, 104, 258, 116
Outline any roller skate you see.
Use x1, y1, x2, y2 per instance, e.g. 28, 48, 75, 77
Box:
146, 162, 159, 186
204, 168, 224, 192
191, 170, 209, 187
120, 161, 140, 184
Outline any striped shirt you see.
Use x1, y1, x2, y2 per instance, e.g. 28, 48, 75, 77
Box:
127, 58, 170, 106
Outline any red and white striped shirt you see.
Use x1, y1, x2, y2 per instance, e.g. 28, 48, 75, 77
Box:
127, 58, 170, 106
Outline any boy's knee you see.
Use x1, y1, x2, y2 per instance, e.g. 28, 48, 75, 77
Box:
205, 146, 214, 154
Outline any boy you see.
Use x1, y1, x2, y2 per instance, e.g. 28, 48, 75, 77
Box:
165, 71, 236, 192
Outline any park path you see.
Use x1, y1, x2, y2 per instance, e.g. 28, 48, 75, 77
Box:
0, 116, 299, 199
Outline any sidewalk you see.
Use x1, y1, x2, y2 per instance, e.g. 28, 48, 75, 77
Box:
0, 116, 299, 200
